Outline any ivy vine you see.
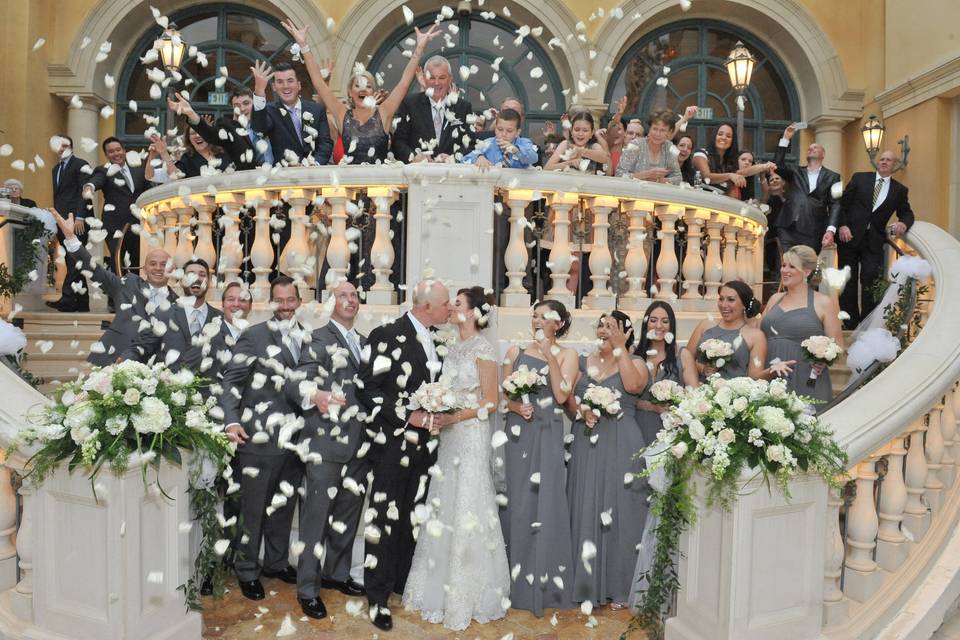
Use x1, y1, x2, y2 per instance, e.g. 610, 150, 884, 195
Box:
0, 217, 49, 299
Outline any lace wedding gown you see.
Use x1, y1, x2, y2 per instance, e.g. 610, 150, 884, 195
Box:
402, 334, 511, 630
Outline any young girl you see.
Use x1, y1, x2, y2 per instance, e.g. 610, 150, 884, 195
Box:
545, 111, 610, 174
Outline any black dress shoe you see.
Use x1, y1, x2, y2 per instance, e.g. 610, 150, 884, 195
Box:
261, 565, 297, 584
321, 577, 366, 596
45, 300, 88, 313
239, 579, 265, 601
299, 596, 327, 619
369, 605, 393, 631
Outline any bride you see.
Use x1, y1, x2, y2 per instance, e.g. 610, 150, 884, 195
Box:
402, 286, 511, 630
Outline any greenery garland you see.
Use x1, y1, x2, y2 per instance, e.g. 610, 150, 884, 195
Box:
0, 217, 48, 299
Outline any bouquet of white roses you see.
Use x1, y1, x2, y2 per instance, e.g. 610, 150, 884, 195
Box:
408, 380, 462, 436
800, 335, 843, 387
649, 379, 684, 406
502, 365, 547, 404
581, 383, 622, 434
7, 360, 234, 609
697, 338, 735, 370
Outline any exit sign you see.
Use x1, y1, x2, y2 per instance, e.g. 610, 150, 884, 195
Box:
694, 107, 714, 120
208, 92, 229, 106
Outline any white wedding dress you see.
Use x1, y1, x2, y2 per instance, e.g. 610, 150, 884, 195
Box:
402, 334, 511, 630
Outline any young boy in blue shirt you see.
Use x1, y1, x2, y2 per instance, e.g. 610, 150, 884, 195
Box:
463, 108, 539, 169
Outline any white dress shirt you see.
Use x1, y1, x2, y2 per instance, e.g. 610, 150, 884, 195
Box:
406, 311, 439, 373
806, 167, 820, 193
329, 318, 362, 363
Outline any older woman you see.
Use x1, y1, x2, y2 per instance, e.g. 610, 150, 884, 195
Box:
616, 109, 682, 185
2, 179, 36, 208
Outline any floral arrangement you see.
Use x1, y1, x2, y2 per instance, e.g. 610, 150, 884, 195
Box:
648, 379, 684, 405
581, 383, 622, 434
697, 338, 735, 370
6, 360, 234, 610
631, 376, 846, 637
800, 335, 843, 386
502, 365, 547, 404
408, 379, 462, 436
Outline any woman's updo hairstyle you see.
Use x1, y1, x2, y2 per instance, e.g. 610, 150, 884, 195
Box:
781, 245, 823, 288
534, 299, 572, 338
722, 280, 761, 319
457, 286, 495, 329
600, 310, 636, 351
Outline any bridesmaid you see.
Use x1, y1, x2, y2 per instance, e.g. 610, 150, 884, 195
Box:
634, 301, 684, 445
566, 311, 648, 608
500, 300, 579, 616
761, 245, 844, 402
682, 281, 792, 385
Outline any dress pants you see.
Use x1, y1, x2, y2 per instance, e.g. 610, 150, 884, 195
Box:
838, 241, 885, 325
56, 228, 89, 307
233, 449, 303, 581
297, 454, 370, 598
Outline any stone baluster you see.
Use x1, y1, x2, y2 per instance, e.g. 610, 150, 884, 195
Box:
618, 199, 651, 310
822, 482, 848, 626
502, 191, 534, 308
654, 204, 681, 299
193, 196, 218, 289
173, 200, 195, 268
0, 463, 15, 590
9, 483, 33, 621
953, 383, 960, 467
279, 188, 315, 297
161, 203, 179, 284
546, 193, 577, 308
367, 187, 397, 304
940, 392, 957, 489
247, 190, 276, 304
752, 227, 765, 297
703, 216, 724, 300
736, 227, 754, 285
584, 196, 617, 310
843, 457, 882, 602
681, 208, 706, 300
721, 223, 739, 285
903, 418, 931, 541
925, 406, 945, 513
876, 437, 909, 571
215, 194, 244, 290
322, 187, 352, 297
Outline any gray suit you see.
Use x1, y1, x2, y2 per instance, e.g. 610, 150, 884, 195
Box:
219, 318, 305, 581
285, 323, 370, 598
70, 243, 177, 366
119, 303, 224, 372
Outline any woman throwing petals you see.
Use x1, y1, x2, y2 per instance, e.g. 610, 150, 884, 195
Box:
281, 19, 440, 164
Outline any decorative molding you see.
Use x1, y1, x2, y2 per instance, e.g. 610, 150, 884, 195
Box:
875, 56, 960, 118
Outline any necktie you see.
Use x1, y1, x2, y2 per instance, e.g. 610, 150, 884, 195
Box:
433, 106, 443, 140
55, 159, 67, 188
346, 331, 361, 363
149, 288, 162, 307
190, 309, 203, 336
872, 177, 884, 210
123, 166, 134, 193
284, 329, 300, 362
291, 105, 303, 143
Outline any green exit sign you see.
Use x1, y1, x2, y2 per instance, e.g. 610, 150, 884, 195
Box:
208, 92, 229, 106
694, 107, 714, 120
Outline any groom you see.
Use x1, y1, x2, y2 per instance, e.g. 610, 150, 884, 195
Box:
358, 280, 451, 631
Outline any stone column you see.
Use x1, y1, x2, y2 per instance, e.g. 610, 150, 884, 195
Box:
655, 204, 681, 299
843, 457, 882, 603
876, 437, 909, 571
903, 418, 931, 541
502, 192, 534, 308
248, 190, 277, 304
680, 208, 706, 300
584, 196, 618, 310
809, 117, 846, 172
546, 193, 577, 308
321, 187, 351, 299
619, 199, 651, 311
366, 187, 397, 305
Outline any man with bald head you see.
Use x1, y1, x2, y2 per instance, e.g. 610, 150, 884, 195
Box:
358, 279, 451, 631
52, 209, 178, 366
827, 149, 914, 326
770, 123, 842, 254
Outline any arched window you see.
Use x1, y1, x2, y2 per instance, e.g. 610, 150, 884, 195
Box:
115, 3, 308, 146
368, 12, 565, 136
605, 20, 800, 161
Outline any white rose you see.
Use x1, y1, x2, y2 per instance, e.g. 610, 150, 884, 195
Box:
718, 428, 735, 445
70, 424, 93, 445
766, 444, 785, 463
671, 441, 688, 458
732, 397, 748, 412
123, 388, 141, 406
170, 391, 187, 406
131, 397, 172, 434
64, 401, 97, 432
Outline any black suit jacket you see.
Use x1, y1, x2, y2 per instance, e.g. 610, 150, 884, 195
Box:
192, 115, 266, 171
839, 172, 915, 252
52, 155, 90, 219
772, 144, 842, 234
358, 314, 442, 466
86, 163, 151, 235
251, 99, 333, 165
391, 92, 475, 162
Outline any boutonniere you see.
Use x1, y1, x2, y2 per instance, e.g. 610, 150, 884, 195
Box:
433, 328, 457, 357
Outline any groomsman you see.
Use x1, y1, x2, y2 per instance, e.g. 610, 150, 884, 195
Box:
47, 136, 91, 312
82, 137, 151, 274
220, 276, 306, 601
50, 209, 177, 366
824, 150, 915, 327
207, 282, 253, 388
287, 281, 368, 619
169, 90, 274, 170
358, 280, 450, 631
120, 258, 222, 373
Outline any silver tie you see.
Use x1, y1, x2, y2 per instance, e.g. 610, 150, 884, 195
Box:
433, 106, 443, 140
190, 310, 203, 336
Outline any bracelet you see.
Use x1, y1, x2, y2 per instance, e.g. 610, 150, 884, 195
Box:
300, 44, 311, 54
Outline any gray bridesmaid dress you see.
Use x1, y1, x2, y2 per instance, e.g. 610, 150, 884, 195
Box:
500, 352, 574, 616
567, 355, 647, 605
636, 358, 684, 445
694, 325, 751, 379
761, 288, 833, 402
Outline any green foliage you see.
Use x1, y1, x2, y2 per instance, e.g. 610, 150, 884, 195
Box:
0, 218, 48, 299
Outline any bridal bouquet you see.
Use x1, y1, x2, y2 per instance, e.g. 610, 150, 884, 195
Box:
408, 380, 462, 436
7, 360, 234, 609
581, 383, 622, 434
649, 379, 684, 406
800, 335, 843, 387
502, 365, 547, 404
697, 338, 735, 370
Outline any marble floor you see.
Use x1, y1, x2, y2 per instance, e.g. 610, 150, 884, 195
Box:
202, 576, 642, 640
